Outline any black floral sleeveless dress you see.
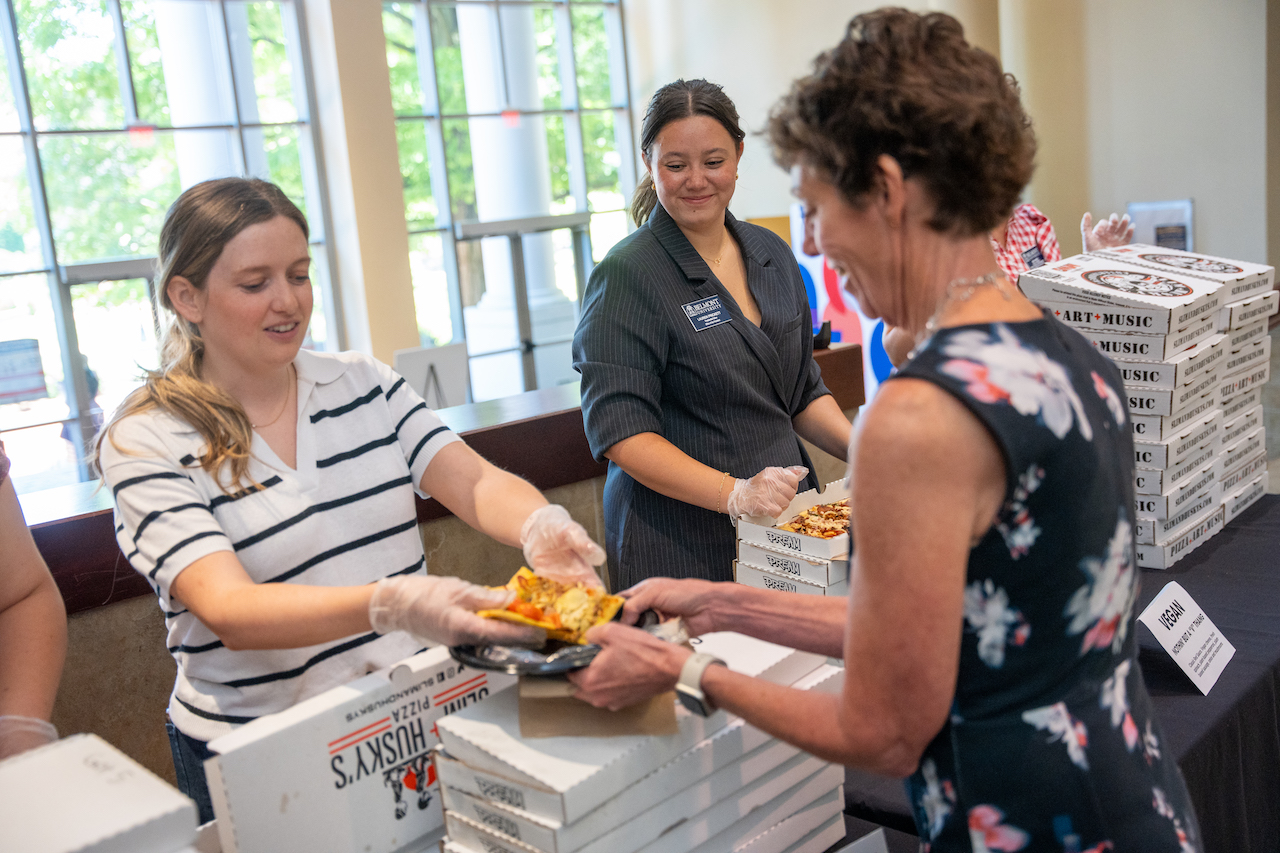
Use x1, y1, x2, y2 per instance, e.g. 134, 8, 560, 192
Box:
892, 316, 1201, 852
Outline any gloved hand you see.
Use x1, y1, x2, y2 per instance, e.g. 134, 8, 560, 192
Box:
726, 465, 808, 520
521, 504, 606, 589
0, 715, 57, 761
369, 575, 545, 647
1081, 212, 1134, 252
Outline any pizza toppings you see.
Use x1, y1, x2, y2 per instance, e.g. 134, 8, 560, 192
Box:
777, 499, 850, 539
479, 568, 623, 644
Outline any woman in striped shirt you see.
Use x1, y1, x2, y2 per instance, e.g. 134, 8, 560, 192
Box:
95, 178, 603, 822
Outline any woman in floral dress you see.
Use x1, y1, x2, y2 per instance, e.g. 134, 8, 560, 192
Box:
567, 8, 1201, 851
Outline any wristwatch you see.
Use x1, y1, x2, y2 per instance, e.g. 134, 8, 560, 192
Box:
675, 652, 727, 717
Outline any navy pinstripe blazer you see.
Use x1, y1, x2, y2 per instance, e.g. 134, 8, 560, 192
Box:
572, 204, 831, 589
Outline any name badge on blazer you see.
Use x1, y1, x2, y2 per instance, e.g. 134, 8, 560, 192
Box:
682, 296, 732, 332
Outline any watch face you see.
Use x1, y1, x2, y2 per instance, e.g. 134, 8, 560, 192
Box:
676, 683, 712, 717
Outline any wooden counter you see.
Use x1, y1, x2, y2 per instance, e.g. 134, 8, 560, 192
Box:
25, 344, 864, 614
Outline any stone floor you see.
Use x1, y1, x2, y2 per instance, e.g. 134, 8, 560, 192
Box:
1266, 326, 1280, 493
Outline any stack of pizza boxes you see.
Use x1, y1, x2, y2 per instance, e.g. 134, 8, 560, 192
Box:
733, 479, 851, 597
433, 634, 848, 853
1019, 247, 1275, 569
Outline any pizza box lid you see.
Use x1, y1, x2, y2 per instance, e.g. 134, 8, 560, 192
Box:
1089, 244, 1273, 304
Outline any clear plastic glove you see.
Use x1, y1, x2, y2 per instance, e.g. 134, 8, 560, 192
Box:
726, 465, 808, 520
0, 715, 57, 761
1082, 212, 1134, 252
369, 575, 545, 647
520, 504, 606, 589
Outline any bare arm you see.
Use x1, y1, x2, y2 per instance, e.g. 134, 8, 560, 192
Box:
605, 432, 732, 513
420, 441, 548, 546
791, 394, 852, 462
0, 479, 67, 720
574, 378, 1006, 776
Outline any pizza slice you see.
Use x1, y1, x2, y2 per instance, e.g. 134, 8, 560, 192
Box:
478, 567, 624, 644
777, 498, 851, 539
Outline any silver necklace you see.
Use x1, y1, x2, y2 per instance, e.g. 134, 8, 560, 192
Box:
908, 272, 1011, 360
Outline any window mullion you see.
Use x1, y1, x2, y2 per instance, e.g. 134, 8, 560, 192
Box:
217, 1, 250, 175
107, 0, 140, 124
603, 1, 636, 212
553, 3, 587, 213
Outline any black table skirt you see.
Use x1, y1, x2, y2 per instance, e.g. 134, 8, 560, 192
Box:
842, 494, 1280, 851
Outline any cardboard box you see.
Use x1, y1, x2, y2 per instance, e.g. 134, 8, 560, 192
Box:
1134, 463, 1220, 520
1135, 487, 1219, 546
441, 737, 803, 853
1221, 405, 1264, 450
1218, 336, 1271, 380
1087, 244, 1274, 305
1134, 439, 1220, 496
204, 646, 515, 853
1217, 289, 1279, 330
434, 666, 843, 830
1041, 300, 1185, 335
1220, 427, 1265, 480
734, 560, 851, 597
718, 788, 844, 853
1019, 254, 1224, 329
1221, 386, 1264, 423
1136, 507, 1225, 570
1134, 408, 1220, 471
0, 733, 197, 853
1220, 449, 1268, 496
434, 633, 824, 825
736, 480, 851, 560
775, 814, 846, 853
1130, 391, 1219, 442
1125, 368, 1219, 417
445, 757, 841, 853
1223, 471, 1269, 526
1228, 319, 1269, 352
1081, 315, 1219, 363
737, 540, 849, 586
1112, 333, 1225, 390
1216, 359, 1271, 401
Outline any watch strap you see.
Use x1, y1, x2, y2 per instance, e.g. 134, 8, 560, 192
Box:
676, 652, 727, 715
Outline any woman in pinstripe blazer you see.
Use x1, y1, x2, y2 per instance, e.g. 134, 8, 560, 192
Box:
573, 80, 852, 590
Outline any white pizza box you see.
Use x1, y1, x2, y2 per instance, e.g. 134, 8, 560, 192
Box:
1217, 289, 1279, 330
1221, 385, 1264, 423
738, 540, 850, 586
1134, 437, 1220, 496
445, 757, 841, 853
734, 560, 852, 597
736, 480, 851, 561
434, 664, 844, 829
1040, 300, 1191, 335
1136, 506, 1225, 570
1136, 486, 1219, 546
1130, 390, 1219, 442
1223, 470, 1269, 526
1019, 254, 1224, 327
1087, 244, 1274, 305
434, 632, 825, 825
1219, 426, 1265, 480
774, 814, 846, 853
1125, 367, 1219, 418
1135, 462, 1220, 521
1113, 333, 1225, 390
0, 733, 197, 853
1221, 404, 1264, 450
1219, 335, 1271, 381
1084, 315, 1219, 363
204, 646, 515, 853
1216, 358, 1271, 402
1220, 449, 1268, 497
1134, 408, 1221, 472
441, 736, 803, 853
1227, 319, 1269, 353
724, 788, 844, 853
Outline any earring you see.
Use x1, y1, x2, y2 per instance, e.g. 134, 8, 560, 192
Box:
735, 173, 740, 180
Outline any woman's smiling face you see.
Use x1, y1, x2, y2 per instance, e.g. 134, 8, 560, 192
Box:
645, 115, 742, 233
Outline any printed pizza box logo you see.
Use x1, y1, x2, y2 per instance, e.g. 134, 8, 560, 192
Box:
1082, 269, 1193, 298
329, 668, 493, 819
1139, 253, 1243, 276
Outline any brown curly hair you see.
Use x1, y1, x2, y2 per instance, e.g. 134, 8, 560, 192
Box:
767, 8, 1034, 236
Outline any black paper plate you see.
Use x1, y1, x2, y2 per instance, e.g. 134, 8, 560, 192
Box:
449, 642, 601, 675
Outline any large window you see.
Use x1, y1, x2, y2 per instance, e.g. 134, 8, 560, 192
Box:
382, 0, 634, 401
0, 0, 334, 494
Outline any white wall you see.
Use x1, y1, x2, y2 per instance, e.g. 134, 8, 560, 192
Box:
1083, 0, 1266, 262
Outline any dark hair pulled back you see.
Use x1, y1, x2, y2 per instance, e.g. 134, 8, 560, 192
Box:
630, 79, 746, 226
767, 8, 1035, 236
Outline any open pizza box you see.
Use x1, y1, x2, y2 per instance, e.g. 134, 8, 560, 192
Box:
736, 479, 851, 561
1087, 243, 1274, 306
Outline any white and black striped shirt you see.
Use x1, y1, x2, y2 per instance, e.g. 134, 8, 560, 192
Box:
100, 349, 460, 742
